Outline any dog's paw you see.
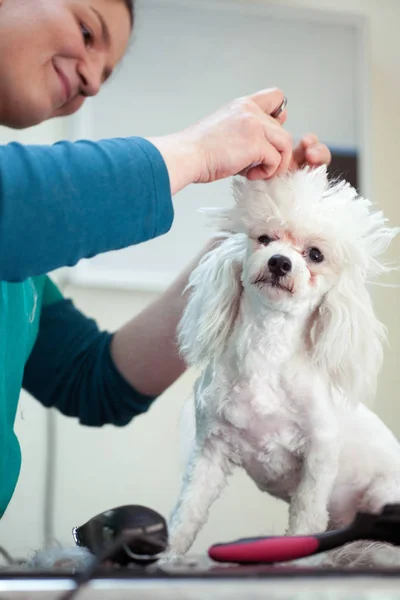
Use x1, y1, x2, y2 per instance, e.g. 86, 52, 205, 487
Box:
167, 517, 198, 557
167, 540, 191, 557
167, 531, 195, 557
287, 508, 329, 536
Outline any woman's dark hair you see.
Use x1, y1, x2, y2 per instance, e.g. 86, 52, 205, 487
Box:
122, 0, 134, 26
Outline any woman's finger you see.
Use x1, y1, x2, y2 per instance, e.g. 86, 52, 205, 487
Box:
264, 127, 293, 176
301, 133, 319, 148
276, 108, 288, 126
242, 143, 283, 180
249, 88, 286, 115
306, 142, 332, 166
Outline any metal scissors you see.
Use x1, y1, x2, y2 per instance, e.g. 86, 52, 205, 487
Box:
270, 95, 287, 119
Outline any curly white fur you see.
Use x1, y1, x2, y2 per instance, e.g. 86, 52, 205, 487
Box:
168, 166, 400, 566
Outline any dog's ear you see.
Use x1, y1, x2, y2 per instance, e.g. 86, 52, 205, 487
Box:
178, 234, 247, 366
309, 269, 386, 405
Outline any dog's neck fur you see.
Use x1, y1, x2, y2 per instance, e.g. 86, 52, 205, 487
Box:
229, 291, 313, 372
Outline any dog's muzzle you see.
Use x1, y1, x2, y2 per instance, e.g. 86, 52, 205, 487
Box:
268, 255, 292, 279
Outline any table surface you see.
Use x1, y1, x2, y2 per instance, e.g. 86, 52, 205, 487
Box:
3, 575, 400, 600
2, 556, 400, 599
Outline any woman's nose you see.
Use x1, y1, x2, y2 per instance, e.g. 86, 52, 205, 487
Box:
77, 60, 103, 97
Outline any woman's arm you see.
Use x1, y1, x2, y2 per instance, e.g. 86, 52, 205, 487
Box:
0, 137, 173, 282
22, 294, 156, 427
0, 88, 294, 282
110, 240, 219, 396
22, 242, 217, 426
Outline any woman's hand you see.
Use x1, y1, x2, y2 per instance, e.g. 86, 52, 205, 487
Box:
148, 89, 331, 196
148, 88, 291, 195
290, 134, 332, 171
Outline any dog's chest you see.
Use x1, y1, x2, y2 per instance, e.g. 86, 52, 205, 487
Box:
221, 365, 308, 438
218, 377, 307, 497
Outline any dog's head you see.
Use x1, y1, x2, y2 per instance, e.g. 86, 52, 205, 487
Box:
225, 166, 392, 313
239, 216, 337, 316
179, 167, 398, 403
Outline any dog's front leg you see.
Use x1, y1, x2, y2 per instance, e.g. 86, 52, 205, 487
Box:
287, 431, 338, 535
168, 439, 231, 556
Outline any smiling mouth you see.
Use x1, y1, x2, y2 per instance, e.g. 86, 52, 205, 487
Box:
53, 62, 71, 104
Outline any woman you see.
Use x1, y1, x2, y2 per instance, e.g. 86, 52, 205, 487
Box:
0, 0, 331, 519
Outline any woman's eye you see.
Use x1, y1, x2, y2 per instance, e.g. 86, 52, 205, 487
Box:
258, 235, 272, 246
81, 23, 94, 47
308, 247, 324, 263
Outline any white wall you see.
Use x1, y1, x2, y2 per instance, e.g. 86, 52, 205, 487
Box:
0, 0, 399, 560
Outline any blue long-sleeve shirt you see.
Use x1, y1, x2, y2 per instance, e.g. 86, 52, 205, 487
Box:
0, 137, 173, 280
0, 137, 175, 518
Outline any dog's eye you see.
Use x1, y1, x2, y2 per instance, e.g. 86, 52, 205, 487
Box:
308, 247, 324, 263
258, 235, 272, 246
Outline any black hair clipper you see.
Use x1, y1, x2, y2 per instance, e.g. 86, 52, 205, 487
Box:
72, 505, 168, 566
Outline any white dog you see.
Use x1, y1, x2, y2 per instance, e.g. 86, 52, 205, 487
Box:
168, 166, 400, 561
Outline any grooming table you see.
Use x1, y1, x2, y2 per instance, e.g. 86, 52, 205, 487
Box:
2, 556, 400, 599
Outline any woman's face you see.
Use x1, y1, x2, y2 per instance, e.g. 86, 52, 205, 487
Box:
0, 0, 131, 128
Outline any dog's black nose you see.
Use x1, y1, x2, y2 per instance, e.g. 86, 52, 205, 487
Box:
268, 255, 292, 278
